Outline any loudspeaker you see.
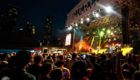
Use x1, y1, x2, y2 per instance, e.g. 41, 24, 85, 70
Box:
121, 6, 130, 44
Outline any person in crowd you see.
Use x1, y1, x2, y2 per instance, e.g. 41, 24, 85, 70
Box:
96, 59, 118, 80
56, 61, 70, 80
0, 56, 16, 74
0, 51, 36, 80
0, 53, 10, 71
89, 56, 104, 80
59, 55, 64, 61
67, 53, 77, 72
133, 71, 140, 80
43, 59, 57, 69
127, 57, 136, 74
71, 57, 93, 80
122, 63, 133, 79
50, 68, 63, 80
100, 54, 106, 70
38, 62, 53, 80
28, 55, 43, 79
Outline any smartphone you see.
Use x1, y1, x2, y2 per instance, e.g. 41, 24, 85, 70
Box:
63, 71, 67, 79
83, 54, 86, 59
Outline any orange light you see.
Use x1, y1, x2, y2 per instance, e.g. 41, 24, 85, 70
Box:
120, 22, 122, 24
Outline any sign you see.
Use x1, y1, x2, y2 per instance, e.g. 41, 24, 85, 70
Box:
65, 33, 72, 46
66, 0, 114, 26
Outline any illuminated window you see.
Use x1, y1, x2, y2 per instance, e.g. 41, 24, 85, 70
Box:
9, 10, 12, 12
47, 18, 49, 21
15, 12, 18, 15
9, 13, 12, 16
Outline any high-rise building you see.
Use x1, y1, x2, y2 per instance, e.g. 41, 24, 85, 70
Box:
0, 13, 7, 34
24, 22, 35, 37
25, 22, 32, 36
6, 5, 19, 33
18, 28, 24, 35
43, 15, 53, 46
32, 26, 35, 35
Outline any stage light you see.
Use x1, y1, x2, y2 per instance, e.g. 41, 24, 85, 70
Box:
68, 26, 72, 30
95, 13, 99, 17
100, 32, 104, 36
75, 24, 78, 26
81, 21, 83, 24
107, 30, 110, 33
87, 18, 90, 21
106, 6, 112, 13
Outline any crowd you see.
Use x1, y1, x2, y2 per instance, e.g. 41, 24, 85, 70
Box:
0, 51, 140, 80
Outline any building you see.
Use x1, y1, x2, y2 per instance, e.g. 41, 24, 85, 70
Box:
0, 5, 19, 34
0, 13, 7, 34
32, 26, 35, 35
18, 28, 24, 35
6, 5, 19, 34
43, 15, 53, 46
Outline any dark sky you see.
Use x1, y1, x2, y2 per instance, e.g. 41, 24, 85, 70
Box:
0, 0, 81, 41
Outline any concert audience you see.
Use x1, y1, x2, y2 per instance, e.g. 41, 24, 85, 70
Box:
1, 51, 140, 80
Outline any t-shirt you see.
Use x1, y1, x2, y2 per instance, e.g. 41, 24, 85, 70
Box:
96, 72, 118, 80
0, 68, 36, 80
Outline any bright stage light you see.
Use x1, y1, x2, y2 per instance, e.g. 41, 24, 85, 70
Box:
100, 32, 104, 36
81, 21, 83, 24
107, 30, 110, 33
95, 13, 99, 17
68, 26, 72, 30
87, 18, 90, 21
75, 24, 78, 26
106, 6, 112, 13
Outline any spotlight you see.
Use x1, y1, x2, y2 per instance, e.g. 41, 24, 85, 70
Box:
100, 32, 104, 36
87, 18, 90, 21
95, 13, 99, 17
68, 26, 72, 30
106, 6, 112, 13
107, 30, 110, 33
81, 21, 83, 24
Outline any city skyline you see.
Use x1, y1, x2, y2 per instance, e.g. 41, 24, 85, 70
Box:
0, 0, 81, 40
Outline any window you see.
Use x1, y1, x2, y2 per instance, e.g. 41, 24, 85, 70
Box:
15, 12, 18, 15
9, 13, 12, 16
47, 18, 49, 21
9, 10, 13, 12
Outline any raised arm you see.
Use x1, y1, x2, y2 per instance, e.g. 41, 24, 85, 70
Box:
116, 52, 125, 80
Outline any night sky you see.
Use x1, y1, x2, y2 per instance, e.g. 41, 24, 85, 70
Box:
0, 0, 81, 41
